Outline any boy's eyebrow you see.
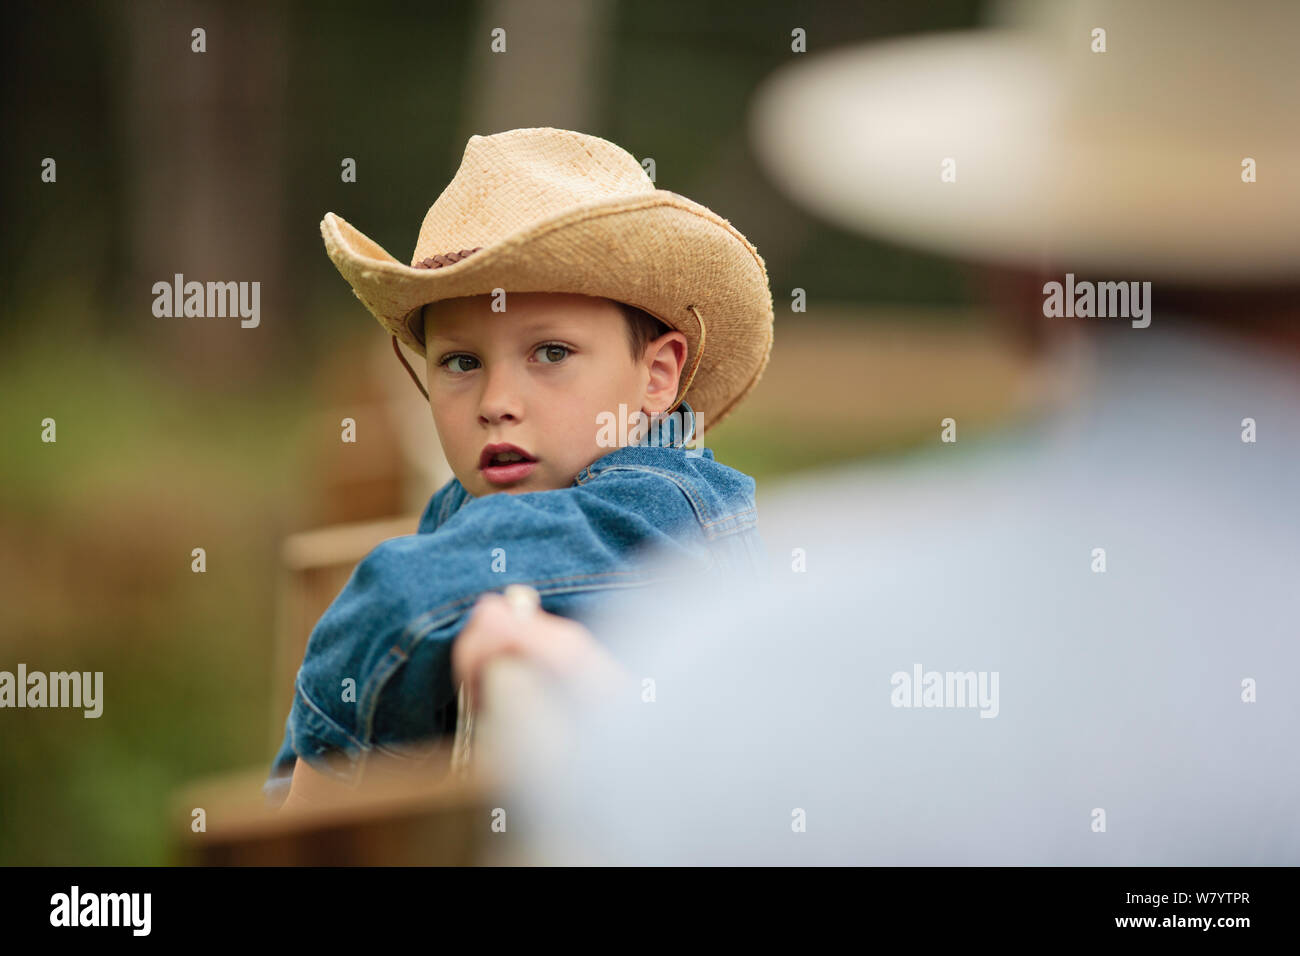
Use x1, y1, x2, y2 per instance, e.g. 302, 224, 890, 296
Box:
425, 316, 589, 345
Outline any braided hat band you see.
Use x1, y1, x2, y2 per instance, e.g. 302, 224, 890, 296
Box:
414, 248, 483, 270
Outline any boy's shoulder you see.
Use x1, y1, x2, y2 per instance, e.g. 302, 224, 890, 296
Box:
577, 444, 757, 535
417, 445, 756, 539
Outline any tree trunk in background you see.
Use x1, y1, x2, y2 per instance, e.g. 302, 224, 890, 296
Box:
113, 0, 288, 388
459, 0, 610, 143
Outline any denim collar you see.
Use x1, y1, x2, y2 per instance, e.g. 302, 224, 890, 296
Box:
638, 400, 696, 449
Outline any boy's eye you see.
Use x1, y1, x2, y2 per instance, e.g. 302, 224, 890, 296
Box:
535, 343, 571, 364
441, 354, 480, 373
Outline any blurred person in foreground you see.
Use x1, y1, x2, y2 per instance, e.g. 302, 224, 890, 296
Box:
453, 0, 1300, 864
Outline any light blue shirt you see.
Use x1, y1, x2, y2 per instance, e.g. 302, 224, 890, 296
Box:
503, 324, 1300, 864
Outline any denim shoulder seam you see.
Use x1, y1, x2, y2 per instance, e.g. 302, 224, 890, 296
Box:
582, 463, 711, 528
703, 506, 759, 535
585, 463, 759, 539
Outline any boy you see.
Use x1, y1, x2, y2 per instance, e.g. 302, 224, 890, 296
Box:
264, 127, 774, 807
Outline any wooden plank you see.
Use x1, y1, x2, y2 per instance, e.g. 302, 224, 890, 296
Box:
171, 744, 517, 866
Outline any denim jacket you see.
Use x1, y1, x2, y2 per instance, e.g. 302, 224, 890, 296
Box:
264, 402, 766, 806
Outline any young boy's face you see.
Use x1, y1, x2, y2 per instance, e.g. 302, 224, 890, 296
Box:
422, 292, 687, 497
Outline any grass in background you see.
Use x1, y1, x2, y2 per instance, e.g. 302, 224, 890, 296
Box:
1, 309, 310, 864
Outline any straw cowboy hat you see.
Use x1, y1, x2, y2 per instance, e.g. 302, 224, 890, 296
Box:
750, 0, 1300, 281
321, 127, 774, 434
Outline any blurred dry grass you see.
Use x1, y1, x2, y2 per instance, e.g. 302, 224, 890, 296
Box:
709, 303, 1040, 476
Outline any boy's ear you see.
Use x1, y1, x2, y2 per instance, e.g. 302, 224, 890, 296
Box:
642, 330, 689, 415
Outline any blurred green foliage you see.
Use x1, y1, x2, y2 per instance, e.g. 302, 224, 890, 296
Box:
1, 308, 310, 864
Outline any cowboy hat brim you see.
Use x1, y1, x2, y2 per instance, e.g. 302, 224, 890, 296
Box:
322, 191, 773, 435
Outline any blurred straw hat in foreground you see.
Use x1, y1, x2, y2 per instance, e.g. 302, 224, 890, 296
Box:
750, 0, 1300, 281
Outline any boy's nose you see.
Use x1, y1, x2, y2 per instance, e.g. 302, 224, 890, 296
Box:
477, 367, 524, 425
479, 407, 518, 425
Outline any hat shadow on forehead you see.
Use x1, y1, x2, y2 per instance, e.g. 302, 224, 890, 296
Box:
416, 291, 624, 345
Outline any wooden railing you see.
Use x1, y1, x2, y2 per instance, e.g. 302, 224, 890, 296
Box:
175, 513, 562, 865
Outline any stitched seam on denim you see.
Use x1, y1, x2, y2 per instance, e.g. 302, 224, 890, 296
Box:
518, 577, 664, 599
704, 518, 757, 541
294, 679, 366, 752
582, 464, 710, 526
358, 647, 412, 744
704, 517, 758, 539
702, 506, 757, 531
705, 515, 756, 534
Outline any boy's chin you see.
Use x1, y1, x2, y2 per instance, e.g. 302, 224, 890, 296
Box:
465, 473, 568, 496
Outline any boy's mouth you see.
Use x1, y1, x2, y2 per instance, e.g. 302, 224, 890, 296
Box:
479, 442, 538, 485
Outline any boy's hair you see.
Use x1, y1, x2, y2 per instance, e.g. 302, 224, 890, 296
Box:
615, 300, 671, 361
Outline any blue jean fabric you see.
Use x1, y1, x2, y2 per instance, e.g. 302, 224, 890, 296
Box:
263, 402, 766, 806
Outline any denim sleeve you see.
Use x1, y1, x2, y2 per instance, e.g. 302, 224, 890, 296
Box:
264, 468, 711, 805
